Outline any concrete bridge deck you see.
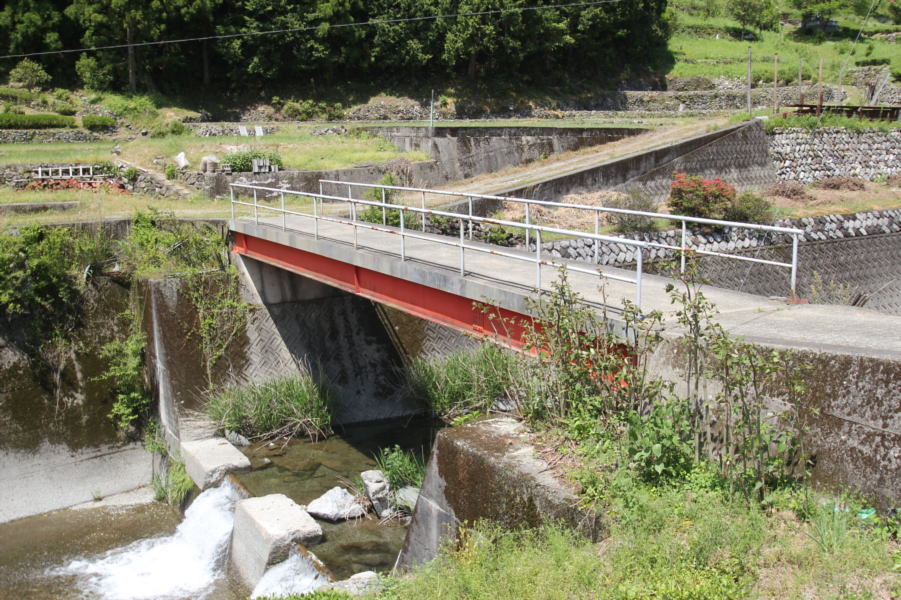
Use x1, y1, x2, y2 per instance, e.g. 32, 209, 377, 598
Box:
231, 213, 901, 361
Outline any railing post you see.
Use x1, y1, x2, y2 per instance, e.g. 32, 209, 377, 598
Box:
594, 211, 600, 264
468, 196, 473, 240
790, 233, 799, 297
535, 229, 542, 289
381, 188, 387, 225
400, 208, 406, 261
230, 187, 235, 221
281, 191, 286, 230
525, 203, 530, 249
680, 221, 687, 274
253, 189, 258, 225
313, 192, 319, 239
636, 246, 644, 308
352, 199, 358, 249
421, 191, 426, 230
459, 219, 465, 275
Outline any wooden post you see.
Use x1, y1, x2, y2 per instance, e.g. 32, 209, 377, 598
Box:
747, 46, 753, 117
773, 54, 779, 114
817, 58, 824, 117
798, 57, 804, 105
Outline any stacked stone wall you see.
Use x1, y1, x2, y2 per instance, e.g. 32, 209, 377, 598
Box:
768, 127, 901, 182
0, 129, 98, 144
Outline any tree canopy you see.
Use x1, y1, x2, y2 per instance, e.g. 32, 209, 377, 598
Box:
0, 0, 671, 94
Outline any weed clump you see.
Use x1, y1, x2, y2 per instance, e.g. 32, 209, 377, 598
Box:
374, 445, 425, 489
814, 176, 866, 191
765, 180, 812, 201
206, 375, 334, 441
222, 150, 284, 172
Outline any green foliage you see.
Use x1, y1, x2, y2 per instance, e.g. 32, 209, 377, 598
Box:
116, 211, 226, 277
164, 163, 177, 180
724, 191, 774, 224
379, 523, 606, 600
123, 167, 139, 184
374, 445, 425, 489
97, 311, 150, 431
143, 420, 169, 456
51, 100, 76, 115
764, 113, 901, 132
184, 269, 251, 387
268, 590, 353, 600
624, 401, 694, 483
160, 459, 195, 506
206, 375, 334, 441
9, 58, 51, 90
360, 173, 402, 226
727, 0, 779, 33
75, 54, 114, 91
222, 150, 284, 172
0, 86, 35, 103
150, 120, 189, 138
82, 115, 117, 131
282, 99, 345, 121
405, 344, 517, 422
0, 113, 76, 129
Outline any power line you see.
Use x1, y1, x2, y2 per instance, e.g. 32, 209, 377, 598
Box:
0, 0, 628, 61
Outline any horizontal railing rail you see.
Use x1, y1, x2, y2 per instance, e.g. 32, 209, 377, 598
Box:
229, 182, 650, 306
319, 179, 803, 295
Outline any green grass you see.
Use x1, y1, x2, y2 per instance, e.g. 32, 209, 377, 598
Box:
763, 112, 901, 132
373, 445, 425, 489
164, 459, 195, 506
206, 375, 334, 441
0, 141, 112, 165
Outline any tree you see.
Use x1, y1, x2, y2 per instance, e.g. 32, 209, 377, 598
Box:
790, 0, 843, 21
9, 58, 51, 89
0, 1, 68, 81
728, 0, 779, 35
75, 54, 113, 91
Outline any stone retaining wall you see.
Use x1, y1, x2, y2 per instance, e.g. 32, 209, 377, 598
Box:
768, 128, 901, 183
0, 129, 98, 143
190, 124, 279, 137
535, 208, 901, 314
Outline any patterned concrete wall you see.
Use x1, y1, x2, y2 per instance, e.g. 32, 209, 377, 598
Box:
769, 128, 901, 183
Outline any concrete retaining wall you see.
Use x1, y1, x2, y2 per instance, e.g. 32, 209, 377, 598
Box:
397, 418, 602, 570
768, 128, 901, 183
500, 121, 777, 202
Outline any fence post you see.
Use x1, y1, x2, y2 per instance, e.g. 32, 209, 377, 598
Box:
421, 191, 426, 230
680, 221, 687, 274
381, 188, 387, 225
594, 211, 600, 264
636, 246, 644, 308
459, 219, 465, 275
281, 192, 286, 230
524, 203, 530, 249
230, 187, 235, 221
790, 233, 799, 298
253, 189, 258, 225
400, 209, 406, 261
314, 192, 319, 240
468, 196, 473, 240
352, 199, 358, 249
535, 229, 542, 289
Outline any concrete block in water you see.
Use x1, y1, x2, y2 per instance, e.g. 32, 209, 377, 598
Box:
361, 470, 393, 518
231, 494, 323, 588
181, 438, 251, 490
307, 486, 367, 522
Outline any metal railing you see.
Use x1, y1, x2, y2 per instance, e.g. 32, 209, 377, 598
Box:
319, 179, 804, 296
230, 182, 650, 306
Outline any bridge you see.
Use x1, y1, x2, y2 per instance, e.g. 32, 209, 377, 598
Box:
228, 180, 898, 359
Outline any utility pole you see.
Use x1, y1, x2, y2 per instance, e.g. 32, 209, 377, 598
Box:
747, 46, 753, 117
817, 58, 824, 117
773, 54, 779, 114
798, 57, 804, 105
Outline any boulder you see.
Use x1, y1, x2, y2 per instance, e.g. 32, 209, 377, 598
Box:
173, 151, 190, 169
361, 470, 393, 518
394, 486, 420, 512
226, 430, 251, 447
307, 486, 366, 522
320, 571, 381, 596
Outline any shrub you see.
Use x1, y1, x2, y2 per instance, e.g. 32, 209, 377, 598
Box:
0, 113, 76, 129
283, 99, 322, 120
222, 150, 284, 172
668, 172, 736, 220
82, 115, 117, 132
814, 176, 866, 191
75, 54, 114, 91
52, 100, 77, 116
725, 192, 775, 224
206, 375, 333, 440
374, 444, 425, 489
607, 190, 659, 233
9, 58, 51, 90
123, 167, 139, 184
150, 120, 189, 138
164, 164, 177, 180
765, 181, 812, 201
0, 86, 35, 103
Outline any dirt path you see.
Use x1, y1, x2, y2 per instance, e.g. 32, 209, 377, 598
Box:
440, 117, 730, 197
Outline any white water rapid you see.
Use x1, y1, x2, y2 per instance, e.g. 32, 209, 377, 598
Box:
250, 549, 329, 599
61, 481, 241, 600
